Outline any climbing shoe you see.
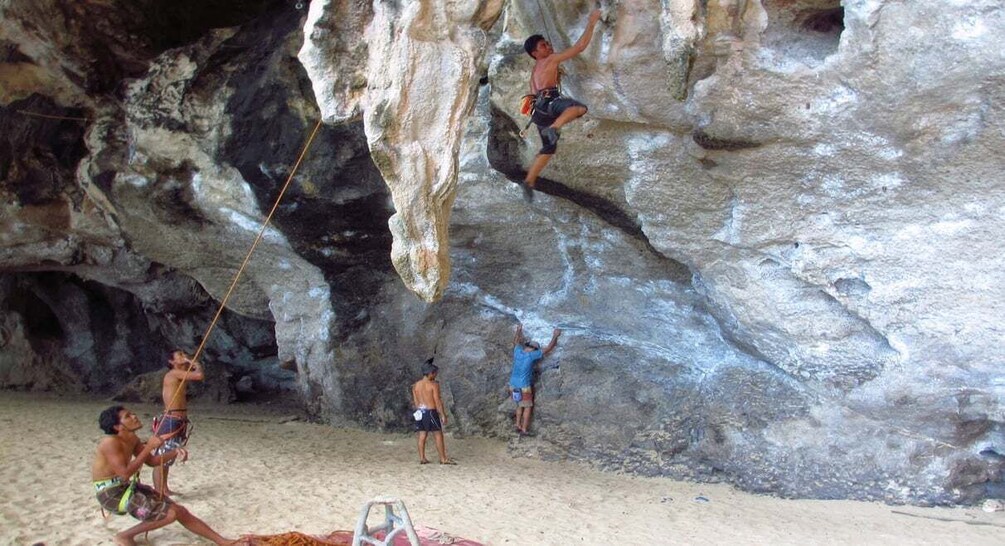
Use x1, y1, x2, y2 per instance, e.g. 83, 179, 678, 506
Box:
519, 180, 535, 203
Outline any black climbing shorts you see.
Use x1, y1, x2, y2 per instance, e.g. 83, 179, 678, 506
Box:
532, 94, 587, 155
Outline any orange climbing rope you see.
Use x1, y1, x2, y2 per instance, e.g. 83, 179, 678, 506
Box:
15, 109, 91, 122
242, 531, 353, 545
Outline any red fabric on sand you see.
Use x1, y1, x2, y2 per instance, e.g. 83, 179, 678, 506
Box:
242, 525, 483, 545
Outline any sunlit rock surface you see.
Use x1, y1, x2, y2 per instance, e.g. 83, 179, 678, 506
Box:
2, 0, 1004, 504
480, 0, 1005, 502
300, 0, 504, 301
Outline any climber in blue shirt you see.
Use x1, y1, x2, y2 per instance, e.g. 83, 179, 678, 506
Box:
509, 323, 561, 435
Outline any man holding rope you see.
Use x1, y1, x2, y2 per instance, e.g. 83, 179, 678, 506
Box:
152, 350, 204, 495
93, 405, 235, 545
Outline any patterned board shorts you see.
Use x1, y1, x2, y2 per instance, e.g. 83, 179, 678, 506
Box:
152, 414, 190, 467
153, 436, 187, 467
95, 482, 173, 521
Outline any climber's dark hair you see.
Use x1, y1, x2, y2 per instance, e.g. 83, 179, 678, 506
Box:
524, 34, 546, 58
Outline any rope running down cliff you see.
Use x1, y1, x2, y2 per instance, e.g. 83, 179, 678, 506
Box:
148, 119, 323, 505
162, 118, 323, 414
15, 109, 92, 122
14, 108, 330, 502
14, 110, 323, 377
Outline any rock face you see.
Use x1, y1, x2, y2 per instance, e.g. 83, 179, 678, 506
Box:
300, 0, 504, 301
0, 1, 394, 403
3, 0, 1005, 505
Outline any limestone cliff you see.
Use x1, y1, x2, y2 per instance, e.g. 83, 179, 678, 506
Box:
2, 0, 1004, 504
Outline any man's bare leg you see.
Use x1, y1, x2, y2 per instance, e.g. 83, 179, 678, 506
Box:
152, 464, 172, 495
430, 434, 450, 464
520, 406, 534, 433
417, 431, 429, 463
173, 504, 234, 545
550, 105, 587, 130
115, 512, 177, 546
525, 106, 588, 188
514, 407, 524, 431
525, 154, 554, 187
430, 434, 454, 464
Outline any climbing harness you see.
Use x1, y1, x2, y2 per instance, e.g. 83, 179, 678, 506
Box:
519, 0, 561, 139
519, 86, 566, 140
151, 411, 192, 440
94, 473, 140, 517
519, 94, 535, 116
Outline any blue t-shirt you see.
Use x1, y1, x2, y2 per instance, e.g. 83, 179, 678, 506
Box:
510, 346, 543, 388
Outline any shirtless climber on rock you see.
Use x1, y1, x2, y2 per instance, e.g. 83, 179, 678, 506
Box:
519, 9, 603, 202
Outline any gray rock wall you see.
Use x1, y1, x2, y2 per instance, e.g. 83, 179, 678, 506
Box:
297, 0, 1005, 503
2, 0, 1004, 504
0, 2, 383, 404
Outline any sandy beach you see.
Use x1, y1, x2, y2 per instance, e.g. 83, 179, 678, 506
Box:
1, 392, 1001, 545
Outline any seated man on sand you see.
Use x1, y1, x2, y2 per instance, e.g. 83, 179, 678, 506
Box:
92, 405, 236, 546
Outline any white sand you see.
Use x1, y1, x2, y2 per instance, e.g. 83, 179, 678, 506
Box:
1, 392, 1002, 545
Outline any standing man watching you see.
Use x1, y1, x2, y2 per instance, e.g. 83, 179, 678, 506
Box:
510, 324, 561, 435
520, 9, 603, 201
152, 350, 204, 495
92, 405, 235, 546
412, 358, 455, 465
